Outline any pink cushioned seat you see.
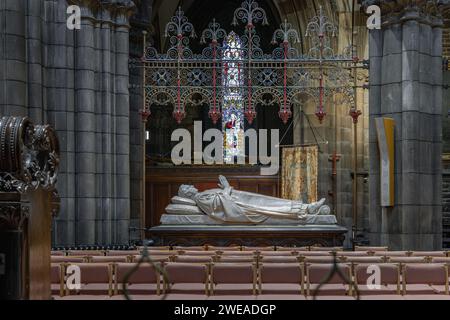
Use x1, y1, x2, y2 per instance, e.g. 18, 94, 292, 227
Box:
260, 256, 299, 264
114, 262, 161, 295
131, 254, 172, 263
51, 251, 65, 256
355, 246, 388, 252
137, 246, 170, 251
65, 263, 113, 296
67, 250, 105, 256
210, 263, 257, 295
173, 246, 206, 251
164, 262, 209, 295
219, 251, 256, 256
354, 263, 400, 295
373, 251, 411, 257
310, 247, 343, 252
207, 245, 241, 251
242, 246, 275, 252
173, 255, 214, 263
402, 263, 449, 295
91, 256, 129, 263
179, 250, 217, 256
303, 256, 345, 264
296, 251, 331, 256
216, 256, 256, 263
277, 246, 309, 251
106, 250, 140, 256
410, 251, 447, 257
345, 256, 385, 264
258, 263, 304, 295
306, 263, 353, 296
337, 251, 370, 257
260, 251, 298, 256
430, 257, 450, 264
51, 256, 87, 263
388, 257, 429, 264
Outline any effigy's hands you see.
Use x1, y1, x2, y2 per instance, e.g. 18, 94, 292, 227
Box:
218, 175, 231, 189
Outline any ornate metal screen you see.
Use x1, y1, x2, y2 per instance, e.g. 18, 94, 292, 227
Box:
137, 0, 364, 127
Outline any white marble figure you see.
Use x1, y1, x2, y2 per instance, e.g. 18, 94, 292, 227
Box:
165, 175, 332, 224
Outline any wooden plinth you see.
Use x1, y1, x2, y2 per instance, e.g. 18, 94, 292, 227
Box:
147, 225, 347, 247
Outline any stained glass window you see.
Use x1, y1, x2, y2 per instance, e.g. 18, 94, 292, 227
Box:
222, 32, 245, 163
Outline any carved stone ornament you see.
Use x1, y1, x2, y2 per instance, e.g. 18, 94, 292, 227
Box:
360, 0, 450, 27
0, 116, 60, 194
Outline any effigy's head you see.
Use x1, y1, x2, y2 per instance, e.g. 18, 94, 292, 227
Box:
317, 205, 331, 215
179, 184, 199, 199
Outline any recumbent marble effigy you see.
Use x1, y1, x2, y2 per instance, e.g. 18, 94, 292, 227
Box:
161, 175, 337, 226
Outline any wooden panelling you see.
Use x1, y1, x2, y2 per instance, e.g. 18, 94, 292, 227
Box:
145, 166, 279, 227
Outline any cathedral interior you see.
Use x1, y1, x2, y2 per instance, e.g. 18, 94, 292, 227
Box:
2, 0, 450, 301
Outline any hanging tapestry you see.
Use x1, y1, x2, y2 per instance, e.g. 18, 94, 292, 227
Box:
281, 145, 318, 203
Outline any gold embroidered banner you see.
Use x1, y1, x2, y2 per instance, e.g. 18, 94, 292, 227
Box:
281, 145, 318, 203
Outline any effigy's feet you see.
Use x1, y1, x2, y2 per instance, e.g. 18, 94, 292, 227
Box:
307, 198, 326, 214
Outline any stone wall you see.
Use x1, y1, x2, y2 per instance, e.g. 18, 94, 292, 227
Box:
0, 0, 135, 246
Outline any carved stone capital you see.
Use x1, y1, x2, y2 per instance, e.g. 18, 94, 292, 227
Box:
68, 0, 136, 26
67, 0, 101, 20
112, 1, 137, 28
360, 0, 449, 27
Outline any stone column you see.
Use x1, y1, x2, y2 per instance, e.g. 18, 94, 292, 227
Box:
112, 1, 135, 244
129, 0, 153, 242
73, 0, 98, 245
364, 0, 449, 250
47, 0, 77, 246
26, 0, 46, 123
0, 0, 27, 116
98, 3, 114, 244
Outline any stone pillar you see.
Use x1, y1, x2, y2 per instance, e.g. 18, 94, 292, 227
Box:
364, 0, 449, 250
26, 0, 46, 123
129, 0, 153, 242
46, 0, 77, 246
98, 3, 114, 244
0, 0, 27, 116
73, 1, 97, 245
1, 0, 135, 246
113, 2, 135, 244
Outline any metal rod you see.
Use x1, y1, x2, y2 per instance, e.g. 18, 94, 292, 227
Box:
352, 60, 358, 251
141, 31, 147, 241
332, 95, 339, 217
